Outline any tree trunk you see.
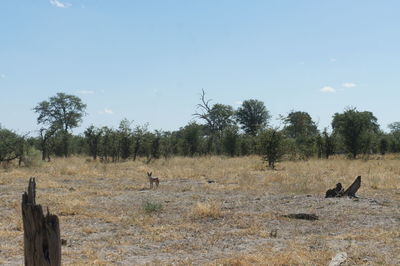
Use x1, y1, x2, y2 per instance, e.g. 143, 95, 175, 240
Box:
21, 178, 61, 266
41, 141, 47, 161
62, 131, 69, 158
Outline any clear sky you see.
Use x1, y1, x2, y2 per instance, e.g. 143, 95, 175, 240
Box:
1, 0, 399, 135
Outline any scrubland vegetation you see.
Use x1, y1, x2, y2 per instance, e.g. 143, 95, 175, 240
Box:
0, 155, 399, 264
1, 92, 400, 264
1, 92, 400, 167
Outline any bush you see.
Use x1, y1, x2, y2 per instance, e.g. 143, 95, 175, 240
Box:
259, 129, 285, 169
0, 127, 24, 163
142, 200, 163, 214
22, 147, 43, 167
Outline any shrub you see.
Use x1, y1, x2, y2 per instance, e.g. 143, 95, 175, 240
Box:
259, 128, 285, 169
22, 147, 43, 167
0, 127, 24, 163
143, 200, 163, 214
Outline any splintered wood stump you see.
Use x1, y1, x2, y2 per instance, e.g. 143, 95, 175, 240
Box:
325, 176, 361, 198
21, 177, 61, 266
343, 176, 361, 197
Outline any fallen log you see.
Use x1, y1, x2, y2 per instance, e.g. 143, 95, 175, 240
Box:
282, 213, 319, 221
325, 183, 344, 198
325, 176, 361, 198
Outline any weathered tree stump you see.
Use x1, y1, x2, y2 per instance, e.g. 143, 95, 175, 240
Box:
343, 176, 361, 197
325, 176, 361, 198
21, 177, 61, 266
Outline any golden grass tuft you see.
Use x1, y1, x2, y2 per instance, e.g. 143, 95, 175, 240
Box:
81, 227, 98, 234
191, 199, 223, 219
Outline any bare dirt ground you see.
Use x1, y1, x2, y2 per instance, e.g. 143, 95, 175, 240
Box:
0, 156, 399, 265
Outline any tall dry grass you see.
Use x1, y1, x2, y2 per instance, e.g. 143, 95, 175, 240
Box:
4, 154, 399, 190
1, 154, 399, 264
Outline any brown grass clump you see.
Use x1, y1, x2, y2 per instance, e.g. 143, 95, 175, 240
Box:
191, 199, 223, 219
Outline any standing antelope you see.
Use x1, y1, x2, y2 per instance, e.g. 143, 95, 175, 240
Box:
147, 172, 159, 189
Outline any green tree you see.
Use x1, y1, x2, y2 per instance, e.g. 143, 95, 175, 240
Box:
222, 126, 239, 157
132, 124, 148, 161
159, 131, 179, 159
182, 122, 202, 156
388, 122, 400, 133
379, 136, 389, 155
84, 125, 103, 160
101, 127, 120, 162
69, 134, 87, 155
259, 128, 285, 169
194, 90, 235, 134
238, 134, 256, 155
282, 111, 318, 139
322, 129, 335, 159
38, 126, 57, 161
150, 131, 161, 160
388, 122, 400, 152
141, 131, 162, 163
236, 99, 270, 136
208, 104, 235, 133
282, 111, 319, 159
0, 127, 24, 163
33, 92, 86, 157
194, 90, 235, 154
332, 108, 379, 158
316, 134, 323, 158
118, 119, 133, 160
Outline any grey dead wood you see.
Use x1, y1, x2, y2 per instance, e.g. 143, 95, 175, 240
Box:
325, 183, 344, 198
342, 176, 361, 198
325, 176, 361, 198
282, 213, 319, 221
21, 177, 61, 266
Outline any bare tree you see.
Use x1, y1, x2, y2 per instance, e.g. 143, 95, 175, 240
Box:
193, 89, 214, 131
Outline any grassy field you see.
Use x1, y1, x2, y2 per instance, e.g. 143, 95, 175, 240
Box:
1, 155, 399, 265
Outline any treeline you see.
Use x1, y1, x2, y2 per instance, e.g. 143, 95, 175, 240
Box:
1, 91, 400, 167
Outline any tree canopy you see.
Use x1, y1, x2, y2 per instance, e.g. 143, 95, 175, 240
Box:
34, 93, 87, 132
283, 111, 318, 139
236, 99, 270, 136
0, 127, 24, 162
332, 108, 379, 158
194, 90, 235, 134
33, 92, 86, 157
282, 111, 319, 159
2, 90, 399, 165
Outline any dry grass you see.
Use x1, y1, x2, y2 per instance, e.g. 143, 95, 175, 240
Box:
191, 199, 223, 219
216, 244, 334, 266
1, 155, 399, 264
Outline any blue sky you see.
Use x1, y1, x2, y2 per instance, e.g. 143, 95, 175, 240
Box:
1, 0, 399, 134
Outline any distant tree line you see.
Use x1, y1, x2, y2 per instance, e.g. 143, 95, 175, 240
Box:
1, 91, 400, 168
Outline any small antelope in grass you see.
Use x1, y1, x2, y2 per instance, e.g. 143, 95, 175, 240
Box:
147, 172, 159, 189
